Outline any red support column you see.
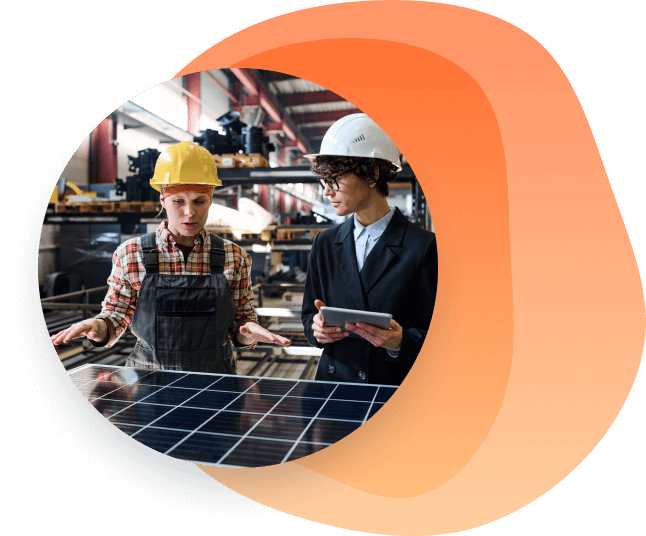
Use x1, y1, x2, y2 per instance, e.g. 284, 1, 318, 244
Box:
259, 185, 269, 210
279, 191, 286, 213
186, 73, 201, 136
91, 116, 117, 184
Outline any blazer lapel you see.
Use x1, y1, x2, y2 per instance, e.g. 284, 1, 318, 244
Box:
359, 208, 408, 294
334, 218, 366, 310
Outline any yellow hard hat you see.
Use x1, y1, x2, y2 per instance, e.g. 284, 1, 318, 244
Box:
149, 141, 221, 192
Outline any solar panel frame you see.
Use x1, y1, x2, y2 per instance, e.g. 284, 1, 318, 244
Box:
69, 364, 398, 468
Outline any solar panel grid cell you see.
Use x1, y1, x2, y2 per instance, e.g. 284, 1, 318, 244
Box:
69, 364, 399, 468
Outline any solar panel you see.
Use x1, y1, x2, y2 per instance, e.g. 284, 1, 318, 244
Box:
69, 364, 398, 468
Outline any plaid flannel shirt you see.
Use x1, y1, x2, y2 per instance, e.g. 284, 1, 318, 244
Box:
96, 221, 257, 349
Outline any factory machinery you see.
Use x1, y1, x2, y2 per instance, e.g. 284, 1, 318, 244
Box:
116, 111, 276, 202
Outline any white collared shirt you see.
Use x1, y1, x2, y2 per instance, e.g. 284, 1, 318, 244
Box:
352, 207, 399, 357
353, 207, 395, 271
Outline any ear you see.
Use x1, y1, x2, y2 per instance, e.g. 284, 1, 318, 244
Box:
368, 164, 379, 188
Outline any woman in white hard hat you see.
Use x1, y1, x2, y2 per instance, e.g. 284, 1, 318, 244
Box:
302, 113, 438, 385
51, 141, 291, 373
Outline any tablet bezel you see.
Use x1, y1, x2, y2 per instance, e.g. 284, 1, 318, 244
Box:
319, 306, 393, 330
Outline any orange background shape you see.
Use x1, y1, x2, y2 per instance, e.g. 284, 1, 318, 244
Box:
176, 2, 645, 534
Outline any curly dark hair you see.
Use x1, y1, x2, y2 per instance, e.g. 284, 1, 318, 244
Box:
310, 155, 398, 197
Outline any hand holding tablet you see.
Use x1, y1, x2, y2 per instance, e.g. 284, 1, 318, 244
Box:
311, 301, 402, 351
311, 300, 350, 345
319, 306, 393, 330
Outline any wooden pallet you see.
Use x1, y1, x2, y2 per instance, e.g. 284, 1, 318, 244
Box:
53, 201, 159, 213
213, 153, 270, 168
260, 230, 273, 241
237, 154, 269, 168
118, 201, 160, 212
275, 227, 325, 241
213, 154, 239, 168
204, 225, 328, 242
224, 232, 265, 242
204, 227, 265, 242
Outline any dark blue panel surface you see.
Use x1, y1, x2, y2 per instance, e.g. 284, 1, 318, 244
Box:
70, 364, 399, 468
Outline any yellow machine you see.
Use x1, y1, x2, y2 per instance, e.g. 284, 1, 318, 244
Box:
50, 178, 97, 204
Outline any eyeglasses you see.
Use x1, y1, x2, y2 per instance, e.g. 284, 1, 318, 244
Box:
316, 175, 340, 191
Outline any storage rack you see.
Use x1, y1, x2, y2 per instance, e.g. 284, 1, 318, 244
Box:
43, 164, 428, 228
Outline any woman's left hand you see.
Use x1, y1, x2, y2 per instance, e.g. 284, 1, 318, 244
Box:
344, 319, 403, 351
238, 322, 292, 347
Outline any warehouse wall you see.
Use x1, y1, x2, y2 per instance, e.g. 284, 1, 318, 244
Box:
59, 135, 91, 185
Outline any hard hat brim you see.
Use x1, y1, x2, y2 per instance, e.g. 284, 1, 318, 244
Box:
302, 152, 402, 173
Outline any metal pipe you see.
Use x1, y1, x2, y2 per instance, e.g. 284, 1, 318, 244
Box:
41, 303, 103, 311
41, 286, 108, 302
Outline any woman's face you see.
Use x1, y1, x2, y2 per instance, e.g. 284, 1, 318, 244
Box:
322, 172, 376, 217
161, 191, 212, 241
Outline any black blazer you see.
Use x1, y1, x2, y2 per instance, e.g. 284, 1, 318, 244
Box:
302, 207, 438, 385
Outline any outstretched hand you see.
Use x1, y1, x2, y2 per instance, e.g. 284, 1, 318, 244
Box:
51, 318, 109, 346
238, 322, 292, 347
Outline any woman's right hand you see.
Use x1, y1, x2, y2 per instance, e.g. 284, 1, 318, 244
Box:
51, 318, 109, 346
311, 299, 349, 345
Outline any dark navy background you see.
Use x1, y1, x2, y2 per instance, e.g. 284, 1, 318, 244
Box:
16, 6, 644, 534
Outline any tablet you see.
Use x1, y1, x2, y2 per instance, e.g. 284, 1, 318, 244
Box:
319, 306, 392, 330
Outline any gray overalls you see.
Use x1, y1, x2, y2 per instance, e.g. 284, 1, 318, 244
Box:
124, 232, 237, 374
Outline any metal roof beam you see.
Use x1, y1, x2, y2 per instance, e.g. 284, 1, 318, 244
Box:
261, 71, 299, 82
292, 109, 360, 125
280, 90, 346, 106
204, 70, 239, 105
300, 125, 332, 138
229, 68, 311, 155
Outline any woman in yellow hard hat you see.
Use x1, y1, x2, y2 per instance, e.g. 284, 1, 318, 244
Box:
51, 141, 291, 373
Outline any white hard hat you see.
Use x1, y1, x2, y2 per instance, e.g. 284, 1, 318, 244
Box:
304, 113, 402, 172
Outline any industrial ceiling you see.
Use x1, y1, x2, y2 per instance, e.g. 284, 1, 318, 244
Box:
229, 69, 361, 163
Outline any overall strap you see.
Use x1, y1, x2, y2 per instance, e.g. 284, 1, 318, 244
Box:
209, 234, 226, 275
140, 232, 159, 274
